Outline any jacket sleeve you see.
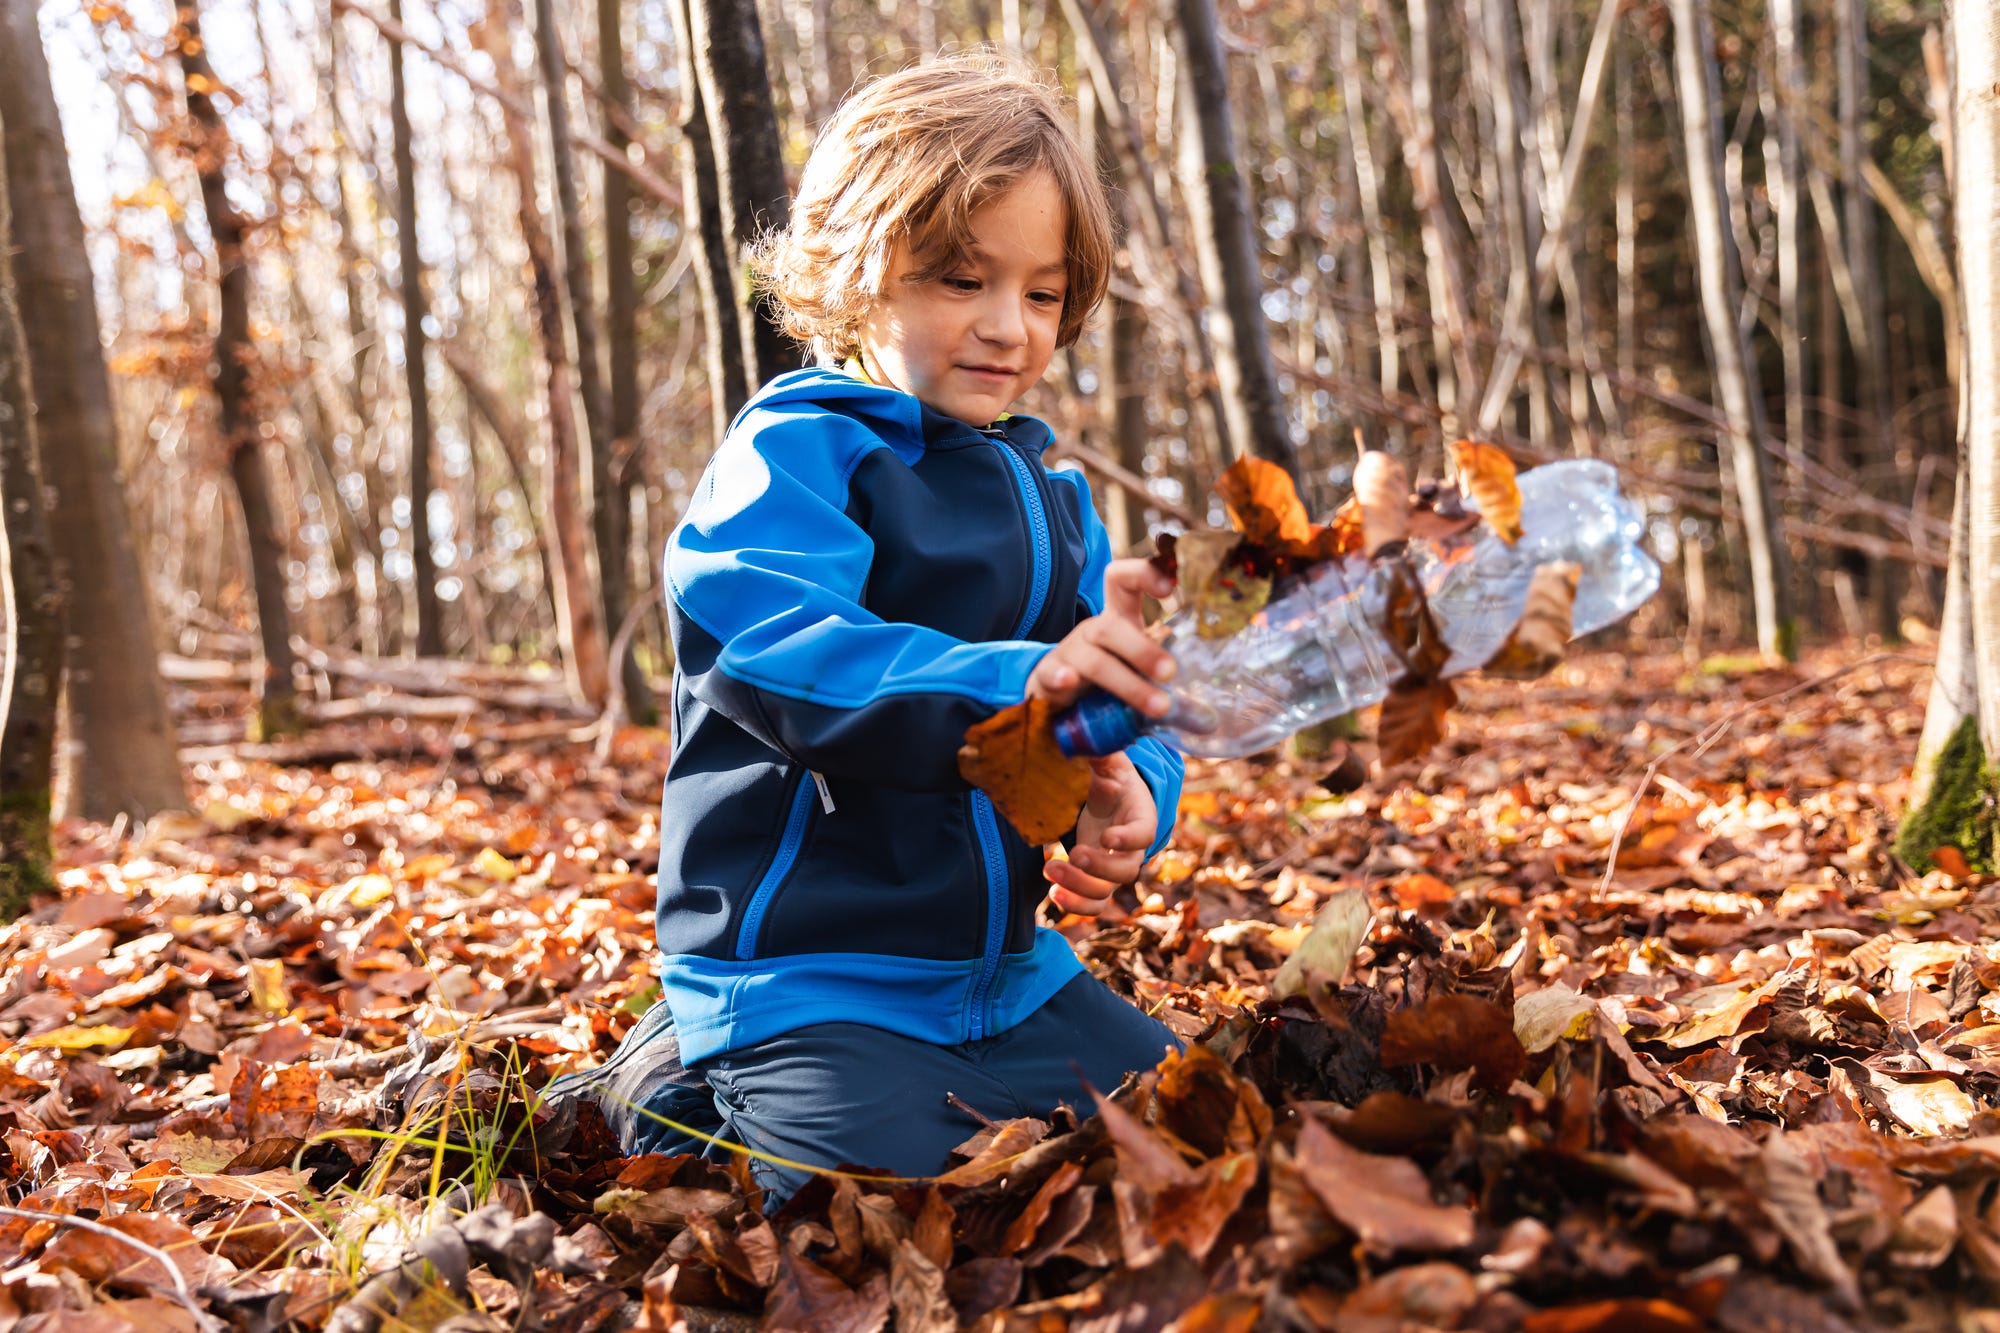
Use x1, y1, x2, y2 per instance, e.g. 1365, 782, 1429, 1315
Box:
1050, 467, 1184, 860
667, 405, 1053, 791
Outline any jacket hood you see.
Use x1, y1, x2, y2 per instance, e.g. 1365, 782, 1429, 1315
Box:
739, 366, 1054, 455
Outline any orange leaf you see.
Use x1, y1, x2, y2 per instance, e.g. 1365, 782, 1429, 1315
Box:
958, 699, 1093, 844
1379, 993, 1526, 1092
1218, 456, 1315, 550
1376, 678, 1455, 768
1291, 1115, 1475, 1252
1448, 440, 1523, 544
1930, 845, 1972, 878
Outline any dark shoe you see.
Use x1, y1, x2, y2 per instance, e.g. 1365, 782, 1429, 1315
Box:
543, 999, 726, 1157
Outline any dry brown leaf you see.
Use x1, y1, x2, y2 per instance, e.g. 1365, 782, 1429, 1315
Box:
1376, 678, 1456, 768
1482, 561, 1579, 680
1270, 886, 1371, 999
1291, 1115, 1475, 1252
957, 698, 1092, 844
1379, 993, 1526, 1092
1353, 450, 1411, 555
1449, 439, 1523, 543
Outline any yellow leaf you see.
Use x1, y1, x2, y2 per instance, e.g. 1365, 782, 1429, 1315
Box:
26, 1024, 133, 1052
1178, 530, 1269, 641
1448, 440, 1522, 544
470, 847, 518, 882
1352, 451, 1411, 555
248, 959, 288, 1014
1514, 984, 1597, 1053
114, 179, 184, 222
1271, 886, 1371, 999
1481, 562, 1579, 680
347, 873, 394, 907
185, 71, 217, 96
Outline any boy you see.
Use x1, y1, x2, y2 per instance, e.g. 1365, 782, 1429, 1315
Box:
566, 54, 1182, 1203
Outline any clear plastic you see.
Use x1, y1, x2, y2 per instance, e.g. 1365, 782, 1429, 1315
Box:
1053, 459, 1661, 759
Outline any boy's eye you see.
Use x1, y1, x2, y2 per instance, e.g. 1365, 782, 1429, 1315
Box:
1031, 290, 1065, 307
943, 276, 980, 292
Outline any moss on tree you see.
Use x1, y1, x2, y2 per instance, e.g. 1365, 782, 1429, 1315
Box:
1895, 715, 1999, 873
0, 787, 54, 923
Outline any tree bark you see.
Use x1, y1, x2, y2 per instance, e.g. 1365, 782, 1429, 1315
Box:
597, 0, 653, 723
1668, 0, 1795, 658
0, 4, 183, 821
686, 0, 803, 389
670, 0, 751, 439
1960, 0, 2000, 758
1171, 0, 1297, 473
177, 0, 304, 738
387, 0, 442, 656
0, 121, 59, 915
475, 0, 609, 706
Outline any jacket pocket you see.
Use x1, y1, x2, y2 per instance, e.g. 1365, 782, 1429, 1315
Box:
733, 771, 819, 960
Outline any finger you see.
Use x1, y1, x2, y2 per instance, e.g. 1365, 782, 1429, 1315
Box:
1103, 558, 1176, 621
1068, 845, 1144, 883
1047, 884, 1112, 917
1060, 643, 1170, 717
1025, 655, 1084, 705
1086, 820, 1157, 854
1083, 617, 1177, 684
1045, 859, 1121, 912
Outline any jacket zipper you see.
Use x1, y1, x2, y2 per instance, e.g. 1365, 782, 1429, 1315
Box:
735, 773, 817, 960
967, 431, 1054, 1039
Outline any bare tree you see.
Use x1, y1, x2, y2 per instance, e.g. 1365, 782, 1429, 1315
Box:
0, 122, 59, 916
671, 0, 750, 438
0, 4, 183, 821
686, 0, 803, 389
177, 0, 305, 737
1668, 0, 1794, 658
475, 0, 610, 706
597, 0, 653, 722
1170, 0, 1298, 473
1962, 0, 2000, 760
388, 0, 443, 655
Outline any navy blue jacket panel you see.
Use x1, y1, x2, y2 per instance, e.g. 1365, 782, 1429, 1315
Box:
656, 367, 1183, 1064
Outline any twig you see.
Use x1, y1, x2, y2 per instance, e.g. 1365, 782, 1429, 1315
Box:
0, 1204, 227, 1332
1594, 652, 1922, 898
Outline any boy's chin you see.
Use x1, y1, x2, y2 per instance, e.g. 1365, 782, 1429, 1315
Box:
923, 390, 1015, 428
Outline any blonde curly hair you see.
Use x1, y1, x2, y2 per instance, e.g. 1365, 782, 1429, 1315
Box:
750, 53, 1113, 365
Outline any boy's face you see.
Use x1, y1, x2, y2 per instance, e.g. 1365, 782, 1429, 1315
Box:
855, 169, 1068, 427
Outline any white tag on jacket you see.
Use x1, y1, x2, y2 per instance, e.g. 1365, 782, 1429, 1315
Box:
811, 770, 836, 814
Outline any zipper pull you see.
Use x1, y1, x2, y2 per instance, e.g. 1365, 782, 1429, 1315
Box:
811, 770, 836, 814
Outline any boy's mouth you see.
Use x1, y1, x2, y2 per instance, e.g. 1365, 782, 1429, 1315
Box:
958, 364, 1019, 378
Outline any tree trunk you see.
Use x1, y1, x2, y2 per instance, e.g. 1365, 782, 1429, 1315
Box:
671, 0, 751, 440
177, 0, 304, 738
1668, 0, 1795, 659
535, 0, 629, 697
0, 123, 59, 915
597, 0, 654, 723
1766, 0, 1808, 482
1961, 0, 2000, 759
387, 0, 442, 656
0, 5, 183, 821
1339, 6, 1400, 410
1171, 0, 1297, 474
686, 0, 803, 389
475, 0, 609, 706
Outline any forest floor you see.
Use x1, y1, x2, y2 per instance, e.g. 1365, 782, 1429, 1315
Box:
6, 644, 1996, 1332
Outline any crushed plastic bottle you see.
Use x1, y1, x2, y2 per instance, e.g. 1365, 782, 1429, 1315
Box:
1054, 458, 1661, 759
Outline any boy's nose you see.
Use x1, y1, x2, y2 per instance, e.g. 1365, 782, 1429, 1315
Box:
975, 296, 1028, 347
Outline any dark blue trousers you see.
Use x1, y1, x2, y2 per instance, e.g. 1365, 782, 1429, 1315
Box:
555, 973, 1179, 1205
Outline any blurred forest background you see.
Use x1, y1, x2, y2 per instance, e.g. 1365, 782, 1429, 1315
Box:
0, 0, 1973, 833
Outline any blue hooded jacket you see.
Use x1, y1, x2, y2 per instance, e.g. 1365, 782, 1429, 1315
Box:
656, 366, 1183, 1065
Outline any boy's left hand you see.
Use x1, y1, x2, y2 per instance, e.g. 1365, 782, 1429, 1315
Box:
1044, 752, 1157, 916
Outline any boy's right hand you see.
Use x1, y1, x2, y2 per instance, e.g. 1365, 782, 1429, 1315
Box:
1025, 558, 1177, 718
